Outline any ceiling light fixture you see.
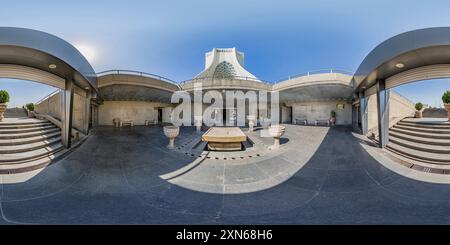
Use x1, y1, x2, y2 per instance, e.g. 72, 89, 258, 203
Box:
49, 64, 57, 69
395, 63, 404, 68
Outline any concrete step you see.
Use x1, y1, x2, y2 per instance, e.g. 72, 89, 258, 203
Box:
0, 122, 53, 129
394, 124, 450, 134
0, 128, 60, 139
389, 135, 450, 154
0, 149, 66, 174
390, 127, 450, 140
389, 131, 450, 146
0, 119, 48, 126
0, 142, 64, 163
387, 141, 450, 164
398, 121, 450, 129
0, 124, 57, 134
0, 131, 61, 146
0, 137, 62, 154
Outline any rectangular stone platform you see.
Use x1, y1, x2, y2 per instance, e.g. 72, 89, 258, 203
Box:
202, 127, 247, 151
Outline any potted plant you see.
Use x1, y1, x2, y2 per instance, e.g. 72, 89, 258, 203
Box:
25, 103, 35, 118
330, 110, 337, 125
443, 91, 450, 121
414, 102, 424, 118
0, 90, 10, 122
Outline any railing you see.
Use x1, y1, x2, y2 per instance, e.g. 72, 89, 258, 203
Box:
35, 88, 61, 105
179, 75, 272, 86
276, 69, 354, 83
96, 70, 180, 87
96, 69, 354, 87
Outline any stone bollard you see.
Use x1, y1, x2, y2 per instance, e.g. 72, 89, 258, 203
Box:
247, 115, 256, 132
194, 116, 203, 132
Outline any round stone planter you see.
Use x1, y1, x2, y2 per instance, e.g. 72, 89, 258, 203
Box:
112, 118, 121, 128
445, 103, 450, 121
268, 125, 285, 149
163, 126, 180, 149
415, 110, 423, 118
330, 117, 336, 125
0, 103, 7, 122
27, 110, 35, 118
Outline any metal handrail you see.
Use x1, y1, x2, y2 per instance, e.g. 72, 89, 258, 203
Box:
35, 88, 61, 105
179, 76, 271, 86
276, 69, 354, 83
96, 69, 354, 87
96, 70, 179, 87
181, 69, 354, 85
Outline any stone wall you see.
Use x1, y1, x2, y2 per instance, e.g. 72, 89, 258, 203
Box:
34, 89, 88, 132
34, 91, 62, 121
290, 101, 352, 125
367, 91, 415, 135
98, 101, 173, 126
423, 108, 448, 118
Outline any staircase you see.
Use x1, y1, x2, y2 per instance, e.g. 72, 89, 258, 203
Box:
0, 118, 65, 174
4, 108, 27, 118
387, 118, 450, 164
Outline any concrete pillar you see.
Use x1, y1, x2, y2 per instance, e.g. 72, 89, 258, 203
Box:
62, 79, 74, 148
359, 92, 368, 135
84, 89, 92, 134
352, 95, 358, 130
377, 80, 390, 148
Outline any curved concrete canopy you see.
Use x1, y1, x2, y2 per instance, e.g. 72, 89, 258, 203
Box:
0, 27, 97, 90
180, 77, 271, 91
97, 73, 180, 92
280, 84, 353, 104
97, 73, 179, 103
99, 84, 174, 103
274, 72, 353, 103
354, 27, 450, 93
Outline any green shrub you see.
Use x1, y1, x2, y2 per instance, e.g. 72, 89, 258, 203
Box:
443, 91, 450, 104
0, 90, 9, 103
25, 103, 35, 111
415, 102, 423, 111
331, 110, 336, 118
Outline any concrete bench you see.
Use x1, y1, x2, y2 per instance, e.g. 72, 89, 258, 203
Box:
294, 118, 307, 125
315, 119, 330, 126
145, 119, 158, 126
120, 120, 134, 127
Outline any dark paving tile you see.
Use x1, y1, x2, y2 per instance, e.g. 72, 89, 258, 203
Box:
136, 184, 224, 216
222, 184, 317, 217
320, 169, 378, 193
284, 166, 328, 191
1, 126, 450, 224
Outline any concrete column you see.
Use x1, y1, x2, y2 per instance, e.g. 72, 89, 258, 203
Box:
376, 80, 390, 148
352, 95, 358, 130
84, 89, 92, 134
359, 92, 368, 135
62, 79, 74, 148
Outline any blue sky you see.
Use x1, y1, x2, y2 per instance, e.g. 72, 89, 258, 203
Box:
0, 0, 450, 107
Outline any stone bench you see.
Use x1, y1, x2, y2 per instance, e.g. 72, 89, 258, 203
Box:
120, 120, 134, 127
294, 118, 307, 125
145, 119, 158, 126
315, 119, 331, 126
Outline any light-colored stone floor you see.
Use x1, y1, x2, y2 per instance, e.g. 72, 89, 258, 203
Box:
160, 125, 329, 194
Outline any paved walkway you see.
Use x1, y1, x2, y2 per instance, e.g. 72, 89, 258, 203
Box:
0, 125, 449, 224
